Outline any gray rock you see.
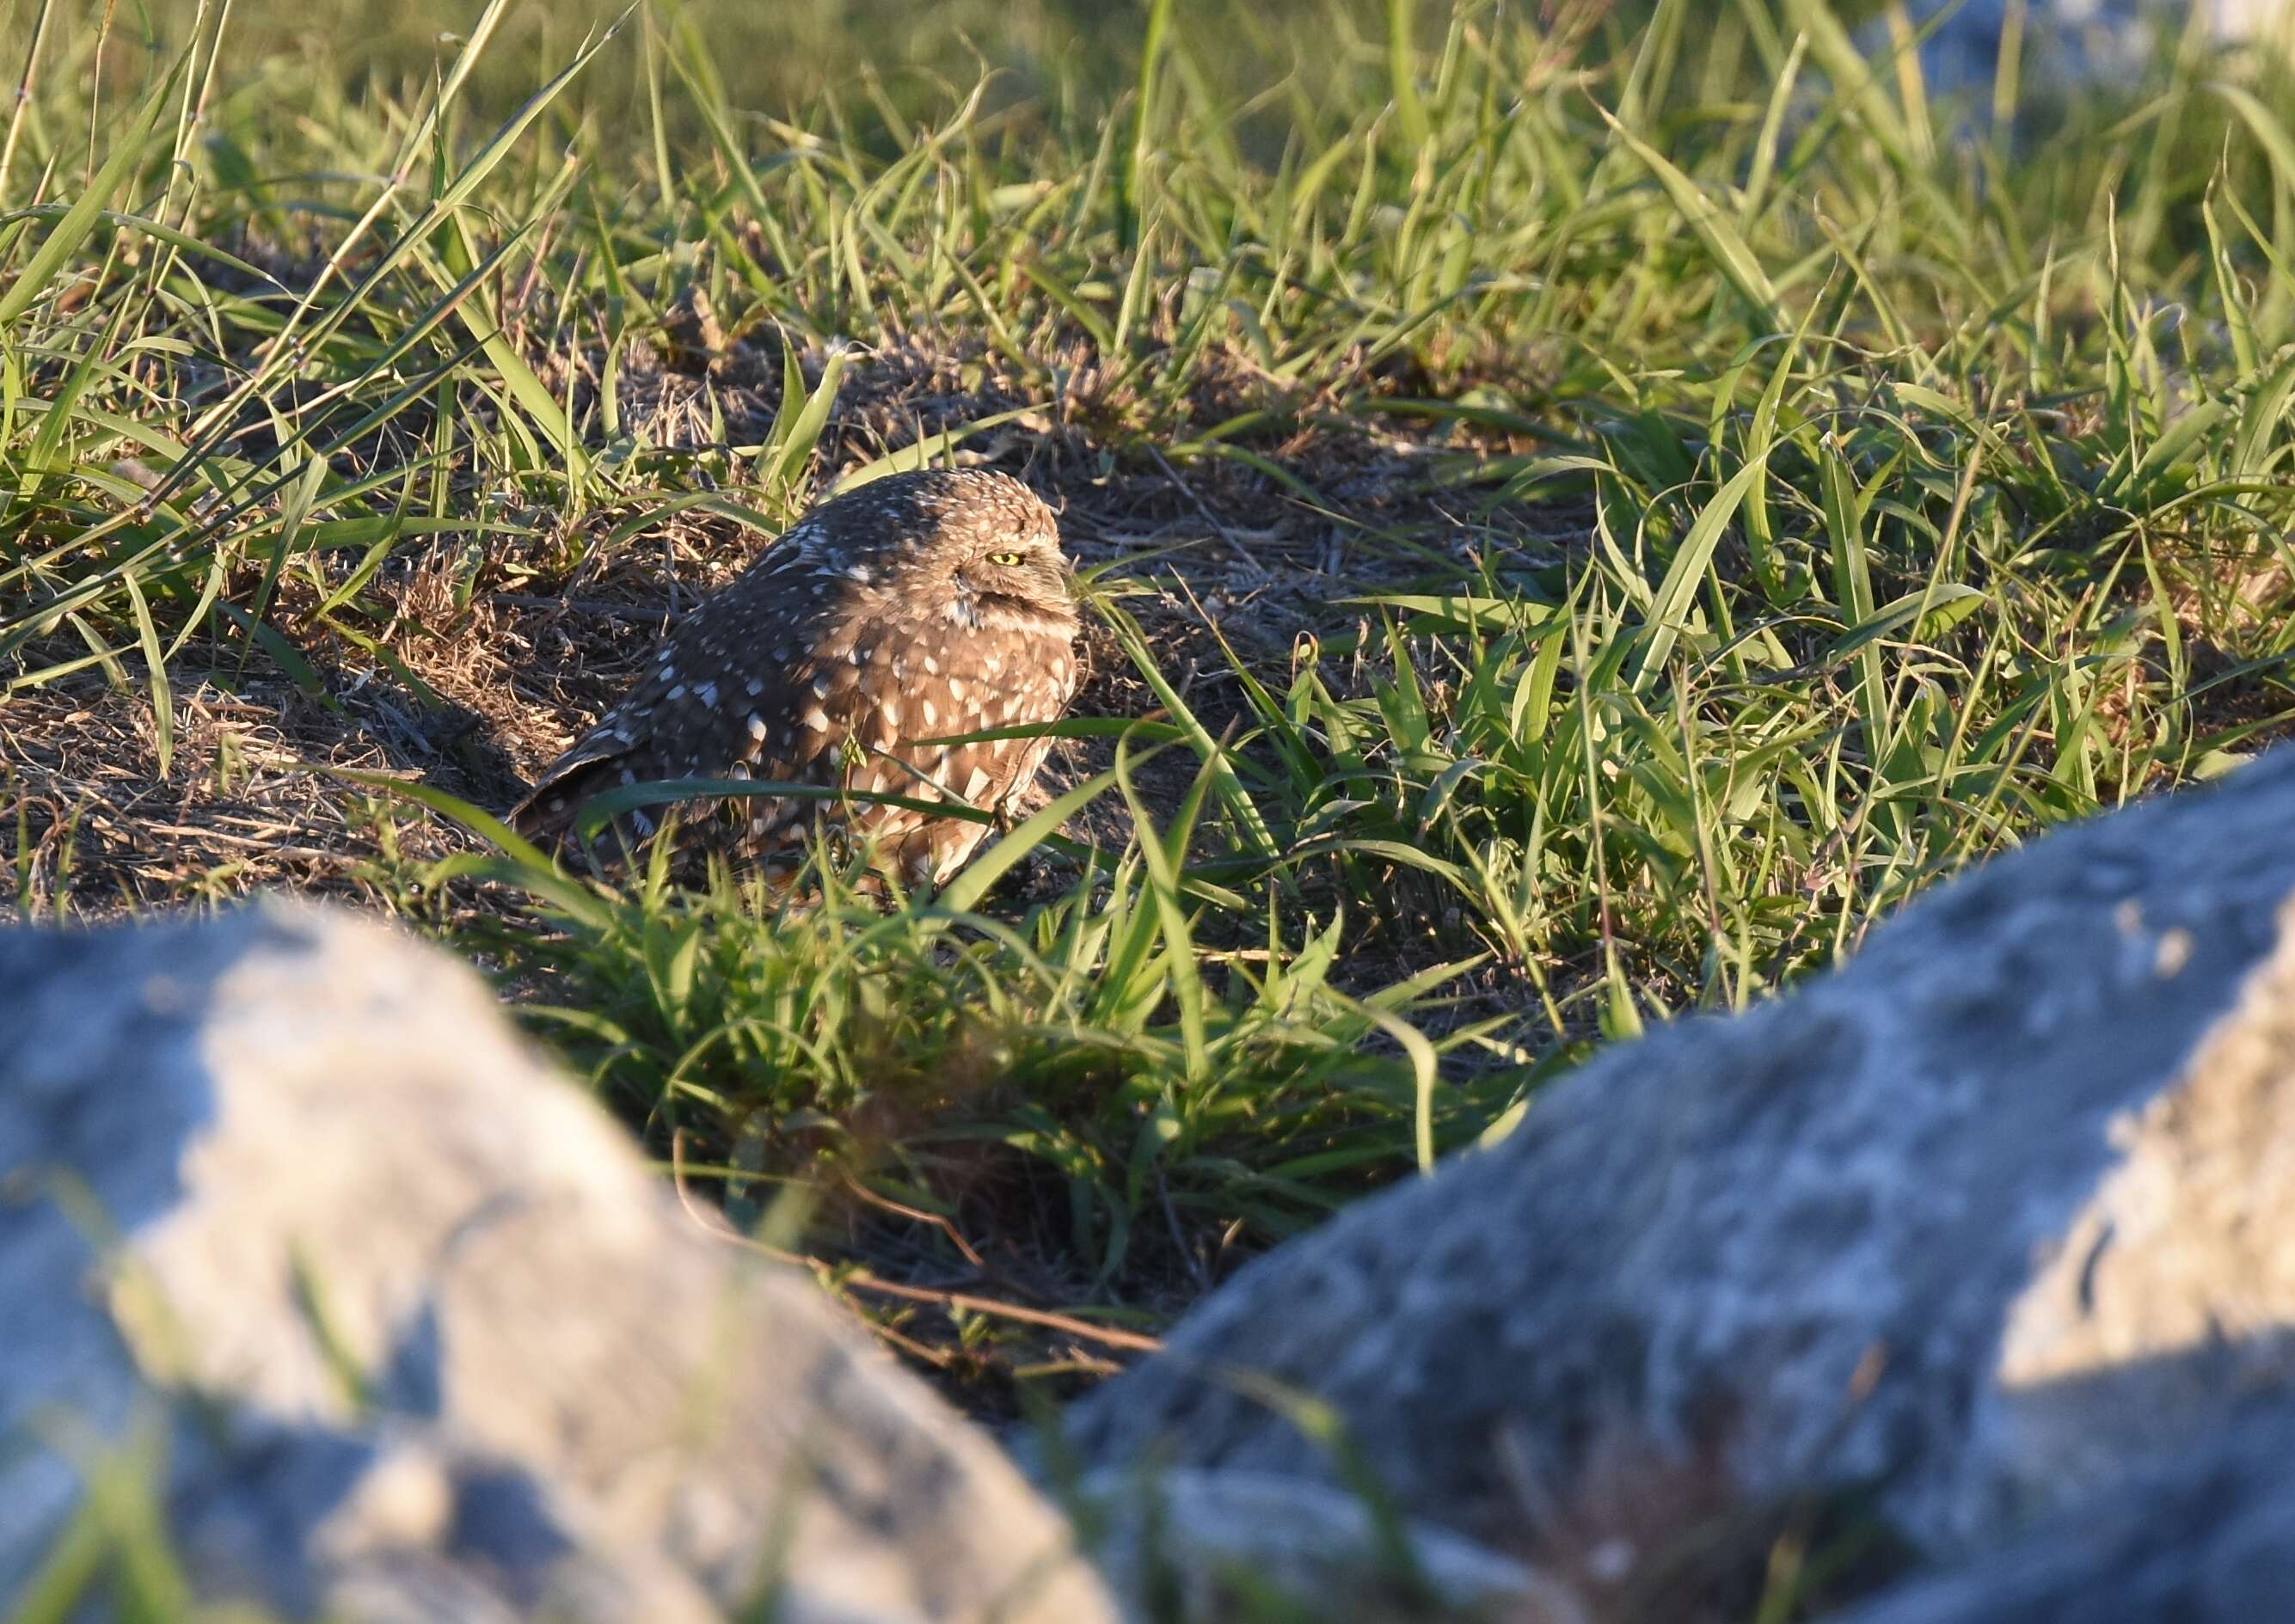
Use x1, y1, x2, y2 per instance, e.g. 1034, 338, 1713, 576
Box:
1074, 1468, 1580, 1624
0, 901, 1115, 1624
1057, 746, 2295, 1565
1832, 1411, 2295, 1623
1897, 0, 2291, 98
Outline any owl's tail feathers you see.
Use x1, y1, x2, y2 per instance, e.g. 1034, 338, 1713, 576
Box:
505, 754, 643, 857
505, 781, 576, 849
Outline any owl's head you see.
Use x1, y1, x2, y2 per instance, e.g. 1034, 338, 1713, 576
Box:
807, 468, 1076, 635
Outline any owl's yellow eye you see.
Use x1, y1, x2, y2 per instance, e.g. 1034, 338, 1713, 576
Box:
988, 551, 1025, 567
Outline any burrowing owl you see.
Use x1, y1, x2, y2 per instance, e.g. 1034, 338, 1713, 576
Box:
511, 469, 1080, 886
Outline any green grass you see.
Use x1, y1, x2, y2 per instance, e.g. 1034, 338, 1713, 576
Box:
7, 0, 2295, 1609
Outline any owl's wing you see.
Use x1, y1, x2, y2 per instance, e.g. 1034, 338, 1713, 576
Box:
507, 535, 831, 851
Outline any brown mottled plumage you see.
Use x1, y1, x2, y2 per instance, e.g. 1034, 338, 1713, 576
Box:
510, 469, 1079, 886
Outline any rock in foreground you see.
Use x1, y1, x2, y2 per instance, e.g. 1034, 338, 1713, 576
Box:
1830, 1412, 2295, 1624
0, 902, 1115, 1624
1060, 745, 2295, 1584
